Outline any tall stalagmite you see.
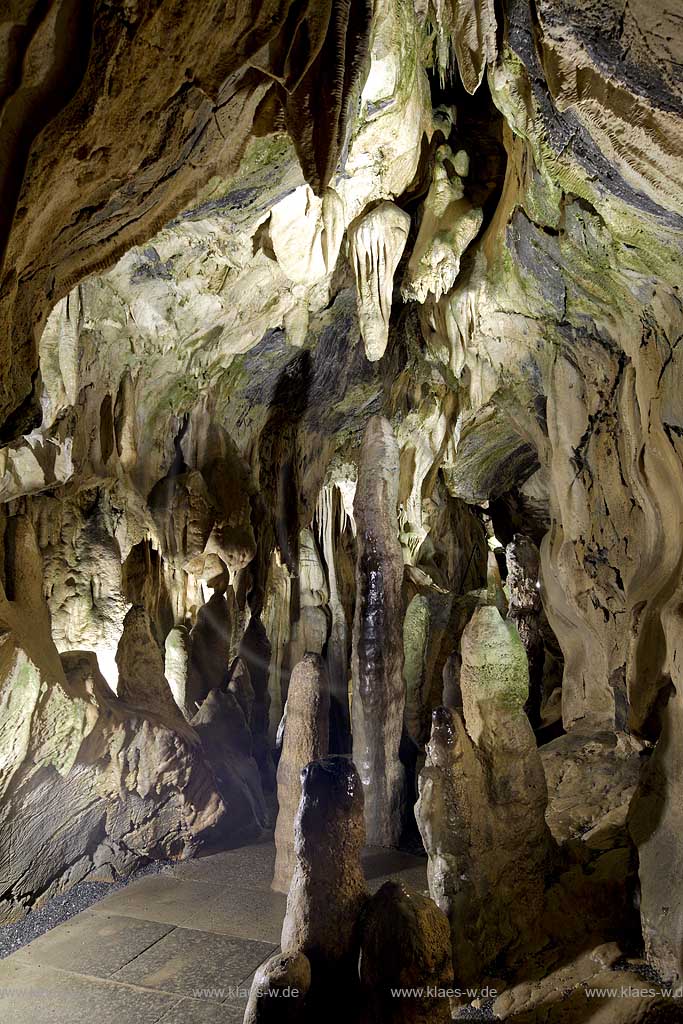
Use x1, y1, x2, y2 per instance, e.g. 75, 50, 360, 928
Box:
352, 416, 406, 847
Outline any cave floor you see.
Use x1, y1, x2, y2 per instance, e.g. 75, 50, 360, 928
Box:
0, 839, 427, 1023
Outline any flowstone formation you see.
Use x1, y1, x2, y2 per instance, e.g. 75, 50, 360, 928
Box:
0, 1, 682, 1019
352, 416, 406, 847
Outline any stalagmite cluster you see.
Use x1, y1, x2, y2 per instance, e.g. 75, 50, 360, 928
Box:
0, 1, 682, 1020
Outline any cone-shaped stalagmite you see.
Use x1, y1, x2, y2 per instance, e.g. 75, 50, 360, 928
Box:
416, 606, 554, 982
352, 416, 406, 847
281, 756, 368, 1015
272, 653, 330, 893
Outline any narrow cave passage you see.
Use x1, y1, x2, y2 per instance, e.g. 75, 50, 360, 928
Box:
0, 2, 682, 1023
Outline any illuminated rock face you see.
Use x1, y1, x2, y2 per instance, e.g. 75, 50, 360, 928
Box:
349, 202, 411, 361
0, 1, 682, 1010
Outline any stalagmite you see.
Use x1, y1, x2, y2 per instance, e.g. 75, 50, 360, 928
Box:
116, 605, 181, 721
359, 880, 453, 1024
164, 625, 193, 719
403, 593, 431, 750
186, 590, 230, 707
416, 605, 554, 982
243, 950, 311, 1023
352, 416, 406, 847
281, 756, 368, 1012
349, 202, 411, 361
288, 527, 329, 667
227, 656, 255, 725
272, 654, 330, 893
191, 688, 267, 836
240, 616, 275, 790
317, 483, 351, 754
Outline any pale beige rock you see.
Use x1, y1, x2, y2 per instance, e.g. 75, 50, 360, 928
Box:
116, 606, 181, 721
164, 626, 193, 719
272, 654, 330, 893
349, 203, 411, 361
402, 145, 483, 304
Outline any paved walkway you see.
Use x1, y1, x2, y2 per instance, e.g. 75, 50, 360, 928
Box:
0, 841, 427, 1023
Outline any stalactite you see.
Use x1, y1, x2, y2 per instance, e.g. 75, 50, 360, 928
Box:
349, 202, 411, 362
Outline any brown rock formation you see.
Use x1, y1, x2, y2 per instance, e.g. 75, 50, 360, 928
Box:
416, 608, 554, 981
505, 534, 544, 728
272, 654, 330, 893
115, 605, 182, 722
281, 756, 368, 1012
359, 880, 452, 1024
243, 950, 311, 1023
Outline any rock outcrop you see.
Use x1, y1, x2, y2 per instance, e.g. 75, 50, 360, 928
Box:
243, 950, 311, 1023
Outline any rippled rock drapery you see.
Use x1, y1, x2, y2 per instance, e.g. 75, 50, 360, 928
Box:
352, 416, 406, 847
349, 203, 411, 361
273, 654, 330, 894
0, 0, 373, 430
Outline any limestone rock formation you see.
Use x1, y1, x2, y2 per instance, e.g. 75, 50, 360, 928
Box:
281, 756, 368, 1011
164, 625, 193, 719
115, 605, 182, 722
352, 416, 406, 847
416, 606, 554, 981
227, 657, 255, 726
359, 880, 452, 1024
191, 688, 267, 837
186, 591, 231, 708
349, 203, 411, 361
402, 145, 483, 304
273, 654, 330, 893
243, 950, 311, 1023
